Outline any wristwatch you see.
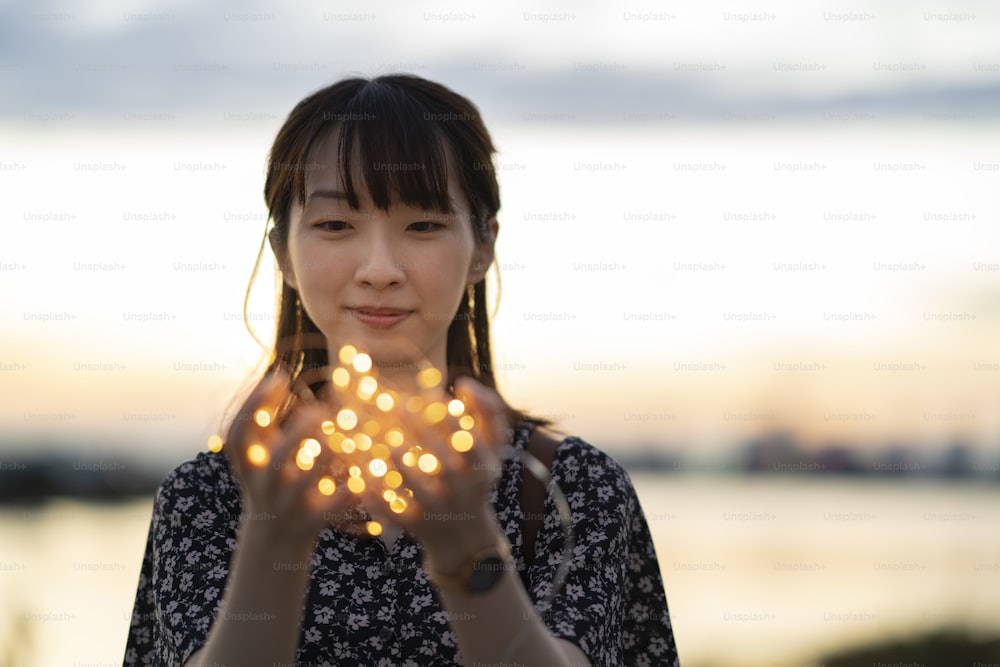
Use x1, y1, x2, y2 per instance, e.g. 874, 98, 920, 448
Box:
423, 537, 512, 595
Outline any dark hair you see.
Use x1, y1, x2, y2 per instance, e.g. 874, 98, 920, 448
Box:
240, 74, 545, 427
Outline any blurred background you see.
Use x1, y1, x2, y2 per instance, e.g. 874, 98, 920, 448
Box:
1, 0, 999, 665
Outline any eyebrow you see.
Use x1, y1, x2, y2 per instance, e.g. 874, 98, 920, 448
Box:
305, 188, 350, 203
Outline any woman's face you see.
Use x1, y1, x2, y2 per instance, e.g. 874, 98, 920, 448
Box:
280, 131, 495, 377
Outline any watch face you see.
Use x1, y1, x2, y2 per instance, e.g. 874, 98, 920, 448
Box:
467, 556, 506, 593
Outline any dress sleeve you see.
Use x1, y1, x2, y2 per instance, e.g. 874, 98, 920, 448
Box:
526, 440, 680, 667
123, 452, 240, 666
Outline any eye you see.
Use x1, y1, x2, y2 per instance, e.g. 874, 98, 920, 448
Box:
408, 221, 444, 233
315, 220, 352, 232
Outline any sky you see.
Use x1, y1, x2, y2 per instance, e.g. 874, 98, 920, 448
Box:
1, 0, 998, 465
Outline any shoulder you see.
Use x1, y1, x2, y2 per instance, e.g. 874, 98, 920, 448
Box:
154, 450, 240, 516
546, 429, 632, 491
537, 428, 641, 523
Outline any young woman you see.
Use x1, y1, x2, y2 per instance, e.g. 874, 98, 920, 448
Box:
124, 74, 680, 666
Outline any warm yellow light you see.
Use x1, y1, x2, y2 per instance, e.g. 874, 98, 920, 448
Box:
353, 433, 372, 451
450, 430, 474, 452
253, 409, 271, 428
447, 399, 465, 417
336, 408, 358, 430
417, 453, 440, 474
401, 451, 417, 467
247, 443, 269, 466
405, 395, 424, 413
375, 392, 395, 411
349, 465, 362, 477
302, 438, 321, 457
331, 367, 350, 388
384, 470, 403, 488
389, 497, 408, 514
423, 402, 447, 424
338, 344, 357, 365
327, 432, 345, 452
321, 420, 336, 435
207, 434, 224, 452
385, 428, 404, 447
370, 443, 390, 461
347, 477, 365, 493
341, 438, 356, 453
318, 477, 336, 495
363, 419, 381, 436
366, 520, 382, 536
382, 489, 397, 502
357, 375, 378, 400
368, 459, 388, 477
352, 353, 373, 373
295, 449, 314, 471
416, 366, 442, 389
459, 415, 474, 430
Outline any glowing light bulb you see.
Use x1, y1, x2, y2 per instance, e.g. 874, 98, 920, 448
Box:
357, 375, 378, 400
341, 438, 356, 453
321, 420, 336, 435
207, 435, 224, 452
366, 520, 382, 536
382, 489, 397, 502
401, 451, 417, 467
423, 402, 447, 424
338, 344, 357, 365
349, 465, 362, 477
375, 392, 395, 411
332, 367, 350, 388
385, 428, 404, 447
302, 438, 321, 457
389, 497, 408, 514
416, 367, 442, 389
417, 453, 440, 474
347, 477, 366, 493
253, 409, 271, 428
384, 470, 403, 488
352, 353, 372, 373
450, 430, 474, 453
459, 415, 474, 430
336, 408, 358, 430
370, 443, 390, 461
353, 433, 372, 451
295, 449, 314, 471
247, 443, 269, 466
368, 459, 388, 477
318, 477, 336, 495
447, 399, 465, 417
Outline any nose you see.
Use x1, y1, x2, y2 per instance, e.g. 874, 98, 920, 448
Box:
354, 228, 406, 289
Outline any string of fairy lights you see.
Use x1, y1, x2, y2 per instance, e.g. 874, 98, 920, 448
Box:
208, 344, 483, 536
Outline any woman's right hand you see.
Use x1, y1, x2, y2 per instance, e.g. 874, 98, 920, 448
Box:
224, 369, 357, 549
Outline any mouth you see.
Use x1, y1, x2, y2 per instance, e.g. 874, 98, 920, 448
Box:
347, 307, 412, 330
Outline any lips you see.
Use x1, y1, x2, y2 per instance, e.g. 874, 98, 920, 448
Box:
348, 307, 412, 330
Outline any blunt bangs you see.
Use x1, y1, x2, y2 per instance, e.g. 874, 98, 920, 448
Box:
335, 82, 454, 214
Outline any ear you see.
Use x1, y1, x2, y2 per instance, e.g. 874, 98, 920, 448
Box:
468, 217, 498, 284
269, 226, 298, 290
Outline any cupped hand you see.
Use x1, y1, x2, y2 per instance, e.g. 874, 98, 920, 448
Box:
224, 369, 364, 548
355, 375, 512, 553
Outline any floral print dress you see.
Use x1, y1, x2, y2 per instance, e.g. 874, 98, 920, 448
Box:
124, 423, 680, 666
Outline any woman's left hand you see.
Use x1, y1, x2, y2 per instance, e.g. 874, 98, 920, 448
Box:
357, 376, 511, 556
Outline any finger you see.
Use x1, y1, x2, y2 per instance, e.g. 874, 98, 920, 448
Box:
227, 370, 292, 457
453, 377, 510, 453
